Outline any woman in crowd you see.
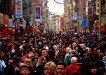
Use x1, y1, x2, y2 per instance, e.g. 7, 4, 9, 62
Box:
43, 61, 56, 75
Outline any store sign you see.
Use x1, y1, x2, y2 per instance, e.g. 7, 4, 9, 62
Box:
15, 0, 23, 19
35, 6, 41, 21
96, 0, 100, 15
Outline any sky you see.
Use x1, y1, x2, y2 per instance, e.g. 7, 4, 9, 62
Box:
47, 0, 64, 15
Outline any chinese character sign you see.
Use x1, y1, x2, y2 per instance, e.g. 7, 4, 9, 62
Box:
15, 0, 23, 19
96, 0, 100, 15
35, 6, 41, 21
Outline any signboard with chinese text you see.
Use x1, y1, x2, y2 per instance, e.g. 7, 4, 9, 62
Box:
15, 0, 23, 19
96, 0, 100, 15
35, 6, 41, 21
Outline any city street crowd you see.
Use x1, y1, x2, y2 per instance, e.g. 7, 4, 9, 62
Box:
0, 29, 106, 75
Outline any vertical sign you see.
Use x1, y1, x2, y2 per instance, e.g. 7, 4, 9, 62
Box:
96, 0, 100, 15
35, 6, 41, 21
15, 0, 23, 19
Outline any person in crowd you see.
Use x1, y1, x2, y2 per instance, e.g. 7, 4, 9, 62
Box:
64, 47, 71, 66
64, 48, 78, 66
43, 61, 56, 75
41, 49, 49, 60
89, 63, 98, 75
48, 50, 57, 64
103, 51, 106, 69
0, 51, 6, 75
33, 53, 39, 68
66, 57, 81, 75
24, 57, 35, 75
56, 61, 66, 75
34, 56, 46, 75
0, 27, 106, 75
19, 64, 31, 75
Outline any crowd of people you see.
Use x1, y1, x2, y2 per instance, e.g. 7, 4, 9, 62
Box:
0, 29, 106, 75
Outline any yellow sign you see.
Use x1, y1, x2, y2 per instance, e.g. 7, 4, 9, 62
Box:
96, 0, 100, 15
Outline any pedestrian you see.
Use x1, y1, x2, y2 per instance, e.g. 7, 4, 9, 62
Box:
19, 64, 31, 75
56, 61, 66, 75
66, 57, 81, 75
34, 56, 46, 75
43, 61, 56, 75
0, 51, 6, 75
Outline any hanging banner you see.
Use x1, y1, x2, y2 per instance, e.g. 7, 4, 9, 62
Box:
35, 6, 41, 21
15, 0, 23, 19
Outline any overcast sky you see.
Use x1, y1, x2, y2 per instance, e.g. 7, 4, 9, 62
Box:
47, 0, 64, 15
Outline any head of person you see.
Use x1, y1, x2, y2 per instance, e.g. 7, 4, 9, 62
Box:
56, 61, 66, 75
24, 58, 33, 67
69, 50, 76, 57
34, 53, 39, 61
44, 61, 56, 75
71, 57, 77, 64
37, 56, 46, 65
65, 47, 71, 53
20, 64, 30, 75
41, 49, 48, 57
